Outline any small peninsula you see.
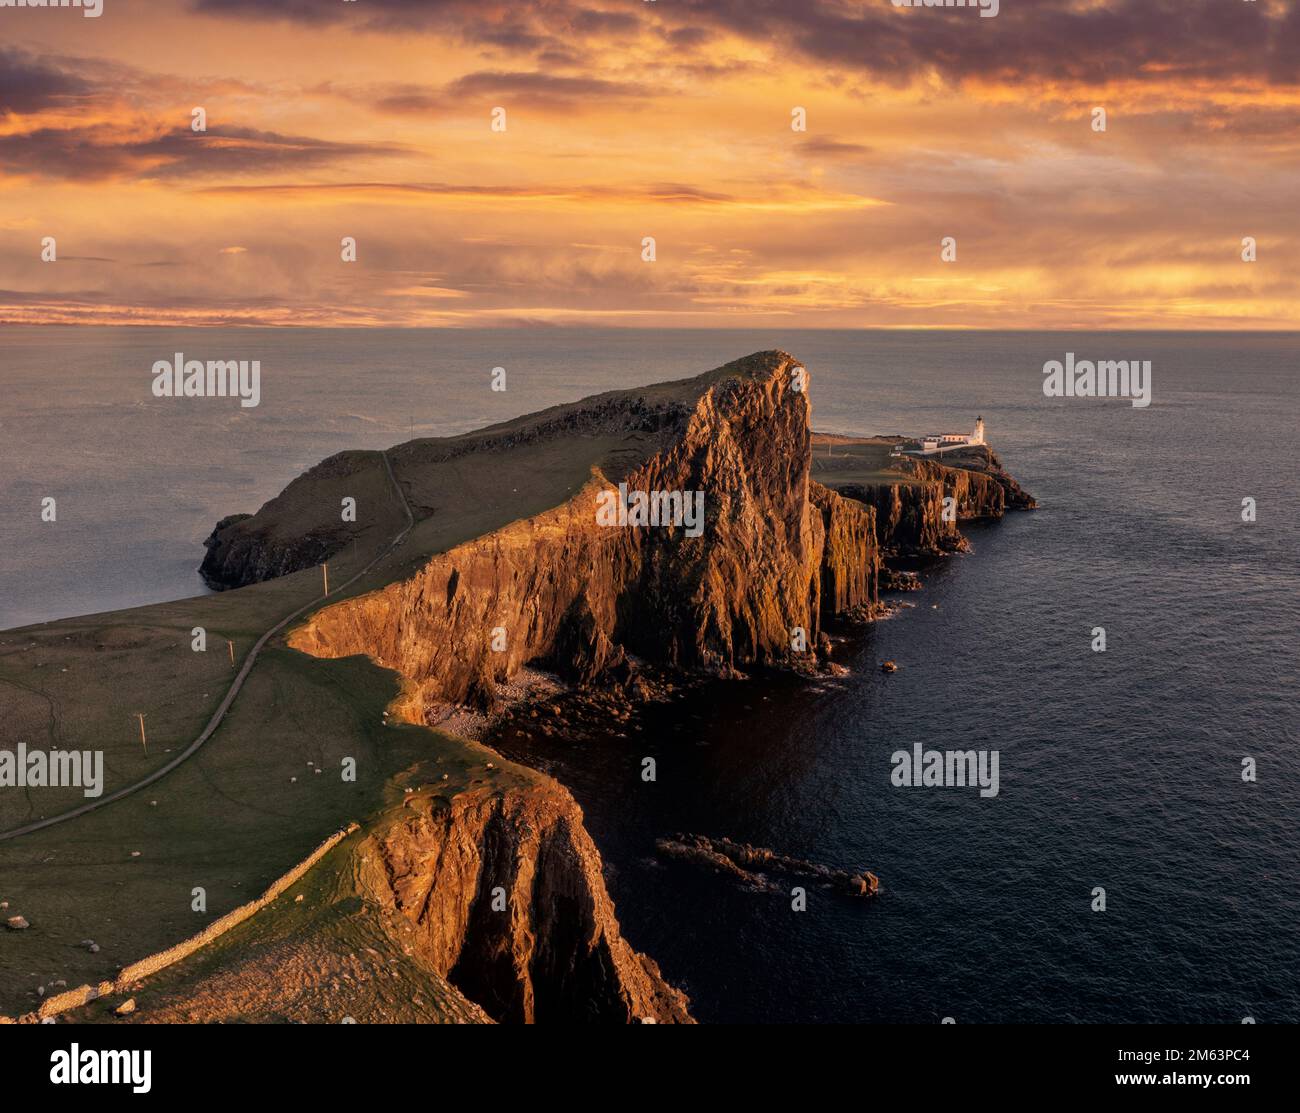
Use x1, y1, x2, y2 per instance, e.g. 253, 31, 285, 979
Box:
0, 352, 1033, 1025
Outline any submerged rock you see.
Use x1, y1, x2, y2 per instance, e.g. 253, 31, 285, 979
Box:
655, 833, 879, 898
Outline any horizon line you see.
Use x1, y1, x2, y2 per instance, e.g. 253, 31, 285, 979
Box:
3, 322, 1299, 334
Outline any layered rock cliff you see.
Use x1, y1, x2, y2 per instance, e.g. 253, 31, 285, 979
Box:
837, 478, 962, 557
23, 773, 687, 1025
810, 480, 879, 615
358, 781, 692, 1023
288, 353, 878, 713
828, 445, 1036, 558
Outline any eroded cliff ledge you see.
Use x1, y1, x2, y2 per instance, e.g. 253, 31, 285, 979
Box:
813, 437, 1036, 559
30, 765, 689, 1025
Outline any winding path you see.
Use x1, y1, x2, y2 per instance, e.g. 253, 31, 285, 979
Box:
0, 450, 415, 844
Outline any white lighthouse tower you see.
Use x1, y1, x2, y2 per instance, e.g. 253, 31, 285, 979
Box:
973, 416, 985, 445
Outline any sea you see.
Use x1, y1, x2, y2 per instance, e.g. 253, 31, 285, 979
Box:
1, 326, 1296, 1023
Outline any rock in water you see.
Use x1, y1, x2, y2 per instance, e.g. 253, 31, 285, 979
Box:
656, 833, 879, 898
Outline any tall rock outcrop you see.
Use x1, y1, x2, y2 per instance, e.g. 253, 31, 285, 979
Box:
287, 353, 878, 712
358, 781, 692, 1023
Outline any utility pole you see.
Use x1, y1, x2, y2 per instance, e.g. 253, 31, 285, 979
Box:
227, 639, 235, 667
137, 713, 147, 755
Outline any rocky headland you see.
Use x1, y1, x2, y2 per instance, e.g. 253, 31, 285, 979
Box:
168, 351, 1035, 1022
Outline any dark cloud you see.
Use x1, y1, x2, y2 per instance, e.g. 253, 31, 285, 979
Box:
0, 287, 108, 306
798, 137, 874, 159
570, 7, 639, 35
662, 26, 717, 49
0, 47, 95, 114
193, 0, 581, 50
536, 49, 582, 67
364, 71, 650, 115
370, 88, 441, 116
444, 70, 650, 101
683, 0, 1296, 87
194, 0, 371, 24
1267, 0, 1300, 82
195, 180, 752, 206
0, 126, 404, 181
644, 183, 735, 204
192, 0, 1300, 88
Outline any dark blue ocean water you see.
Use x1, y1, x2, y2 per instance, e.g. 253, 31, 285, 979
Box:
2, 328, 1296, 1022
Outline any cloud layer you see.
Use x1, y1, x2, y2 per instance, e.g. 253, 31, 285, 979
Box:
0, 0, 1296, 326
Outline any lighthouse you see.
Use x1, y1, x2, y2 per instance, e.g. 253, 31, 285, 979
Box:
973, 416, 985, 445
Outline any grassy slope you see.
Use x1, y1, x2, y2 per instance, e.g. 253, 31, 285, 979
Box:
809, 433, 926, 487
0, 451, 404, 828
63, 825, 498, 1024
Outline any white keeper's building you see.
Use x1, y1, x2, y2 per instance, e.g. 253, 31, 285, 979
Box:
917, 416, 985, 454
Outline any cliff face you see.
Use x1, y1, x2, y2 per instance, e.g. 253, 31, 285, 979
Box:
610, 366, 825, 671
935, 444, 1038, 512
837, 479, 961, 557
829, 446, 1035, 557
291, 492, 622, 711
357, 782, 692, 1023
20, 778, 683, 1026
810, 480, 879, 615
288, 354, 878, 711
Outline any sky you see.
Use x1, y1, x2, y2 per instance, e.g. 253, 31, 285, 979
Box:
1, 0, 1298, 328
